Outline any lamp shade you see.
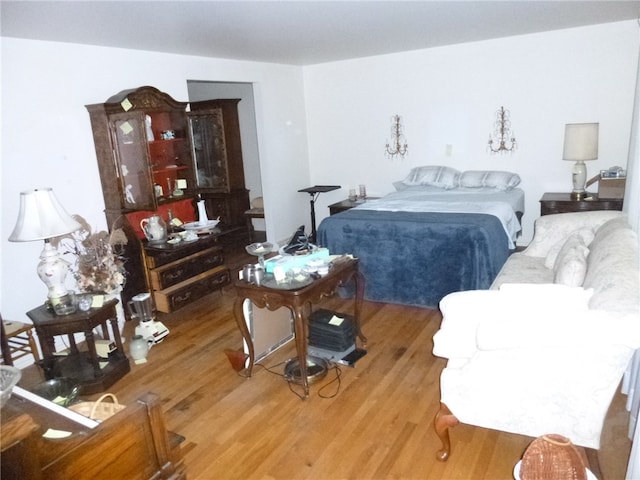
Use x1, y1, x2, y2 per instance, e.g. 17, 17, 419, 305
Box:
8, 188, 81, 242
562, 123, 599, 161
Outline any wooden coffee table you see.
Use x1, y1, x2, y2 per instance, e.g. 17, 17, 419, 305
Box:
233, 256, 367, 396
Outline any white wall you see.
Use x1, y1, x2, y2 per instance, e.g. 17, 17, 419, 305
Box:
1, 38, 310, 321
303, 21, 640, 244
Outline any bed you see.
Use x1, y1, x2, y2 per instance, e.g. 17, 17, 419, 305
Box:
316, 167, 525, 308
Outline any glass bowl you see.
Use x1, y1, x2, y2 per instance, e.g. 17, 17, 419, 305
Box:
245, 242, 274, 257
29, 377, 80, 406
0, 365, 22, 408
245, 242, 274, 268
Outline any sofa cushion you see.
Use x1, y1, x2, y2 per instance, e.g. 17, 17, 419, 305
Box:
583, 221, 640, 314
524, 211, 623, 258
553, 235, 589, 287
544, 227, 595, 269
491, 253, 553, 289
590, 217, 630, 248
498, 282, 594, 304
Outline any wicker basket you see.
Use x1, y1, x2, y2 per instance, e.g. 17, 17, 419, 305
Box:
520, 434, 587, 480
69, 393, 125, 421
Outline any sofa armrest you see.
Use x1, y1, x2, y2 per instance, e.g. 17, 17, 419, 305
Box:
523, 211, 624, 257
434, 290, 502, 359
433, 284, 595, 360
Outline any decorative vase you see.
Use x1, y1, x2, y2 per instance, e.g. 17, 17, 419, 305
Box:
129, 335, 149, 362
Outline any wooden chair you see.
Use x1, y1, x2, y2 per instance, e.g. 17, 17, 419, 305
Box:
0, 313, 40, 365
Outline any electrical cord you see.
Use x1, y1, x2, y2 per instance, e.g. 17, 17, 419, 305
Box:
235, 358, 344, 399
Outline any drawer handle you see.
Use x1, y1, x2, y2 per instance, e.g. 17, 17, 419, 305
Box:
164, 269, 185, 282
203, 255, 223, 267
173, 291, 192, 306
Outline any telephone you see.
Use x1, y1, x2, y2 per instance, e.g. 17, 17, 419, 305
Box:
600, 166, 626, 178
282, 225, 311, 254
587, 166, 626, 187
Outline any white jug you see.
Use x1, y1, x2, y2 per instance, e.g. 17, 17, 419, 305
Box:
197, 200, 209, 225
140, 215, 167, 244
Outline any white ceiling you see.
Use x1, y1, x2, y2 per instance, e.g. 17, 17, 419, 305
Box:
1, 1, 639, 66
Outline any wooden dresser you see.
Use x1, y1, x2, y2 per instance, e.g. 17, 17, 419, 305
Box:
143, 226, 244, 313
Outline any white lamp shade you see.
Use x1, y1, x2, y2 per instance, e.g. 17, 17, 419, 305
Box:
9, 188, 81, 241
563, 123, 599, 161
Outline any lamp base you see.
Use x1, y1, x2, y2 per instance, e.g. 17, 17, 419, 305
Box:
570, 191, 589, 200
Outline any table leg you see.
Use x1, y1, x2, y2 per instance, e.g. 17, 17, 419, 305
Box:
291, 306, 309, 397
68, 334, 79, 354
84, 329, 103, 377
34, 327, 56, 379
108, 316, 125, 360
353, 270, 367, 346
233, 297, 254, 376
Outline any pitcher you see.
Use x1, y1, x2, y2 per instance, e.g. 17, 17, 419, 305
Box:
140, 215, 167, 244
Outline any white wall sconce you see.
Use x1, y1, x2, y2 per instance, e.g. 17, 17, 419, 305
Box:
563, 122, 599, 199
488, 106, 517, 154
385, 115, 408, 159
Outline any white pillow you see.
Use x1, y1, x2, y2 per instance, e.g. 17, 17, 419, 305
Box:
401, 166, 460, 189
544, 227, 595, 269
459, 170, 521, 191
553, 235, 589, 287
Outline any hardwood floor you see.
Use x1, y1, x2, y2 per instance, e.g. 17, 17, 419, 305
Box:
20, 245, 632, 479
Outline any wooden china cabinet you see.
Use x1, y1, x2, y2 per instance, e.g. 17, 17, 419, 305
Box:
86, 86, 196, 225
85, 87, 249, 312
86, 86, 198, 307
188, 99, 250, 228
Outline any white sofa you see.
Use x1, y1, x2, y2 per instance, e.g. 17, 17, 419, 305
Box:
432, 211, 640, 459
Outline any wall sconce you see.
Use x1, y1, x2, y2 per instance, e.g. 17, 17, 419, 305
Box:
488, 106, 517, 154
385, 115, 408, 159
562, 122, 599, 199
9, 188, 81, 314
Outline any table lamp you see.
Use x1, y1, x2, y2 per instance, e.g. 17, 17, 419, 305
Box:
9, 188, 81, 313
562, 123, 599, 200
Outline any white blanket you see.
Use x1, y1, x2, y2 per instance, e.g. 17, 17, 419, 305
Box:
355, 187, 523, 249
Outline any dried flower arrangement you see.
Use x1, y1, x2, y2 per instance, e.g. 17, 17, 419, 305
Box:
54, 215, 128, 294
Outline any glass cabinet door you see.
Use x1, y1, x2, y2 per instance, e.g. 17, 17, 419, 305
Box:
188, 110, 229, 192
110, 112, 156, 210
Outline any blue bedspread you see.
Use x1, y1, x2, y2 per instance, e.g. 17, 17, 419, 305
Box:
316, 209, 510, 308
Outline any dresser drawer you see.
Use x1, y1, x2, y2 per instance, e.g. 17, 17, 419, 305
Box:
149, 247, 224, 290
153, 266, 230, 313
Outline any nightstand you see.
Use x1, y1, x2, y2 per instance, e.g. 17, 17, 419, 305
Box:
540, 192, 623, 216
329, 198, 380, 215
